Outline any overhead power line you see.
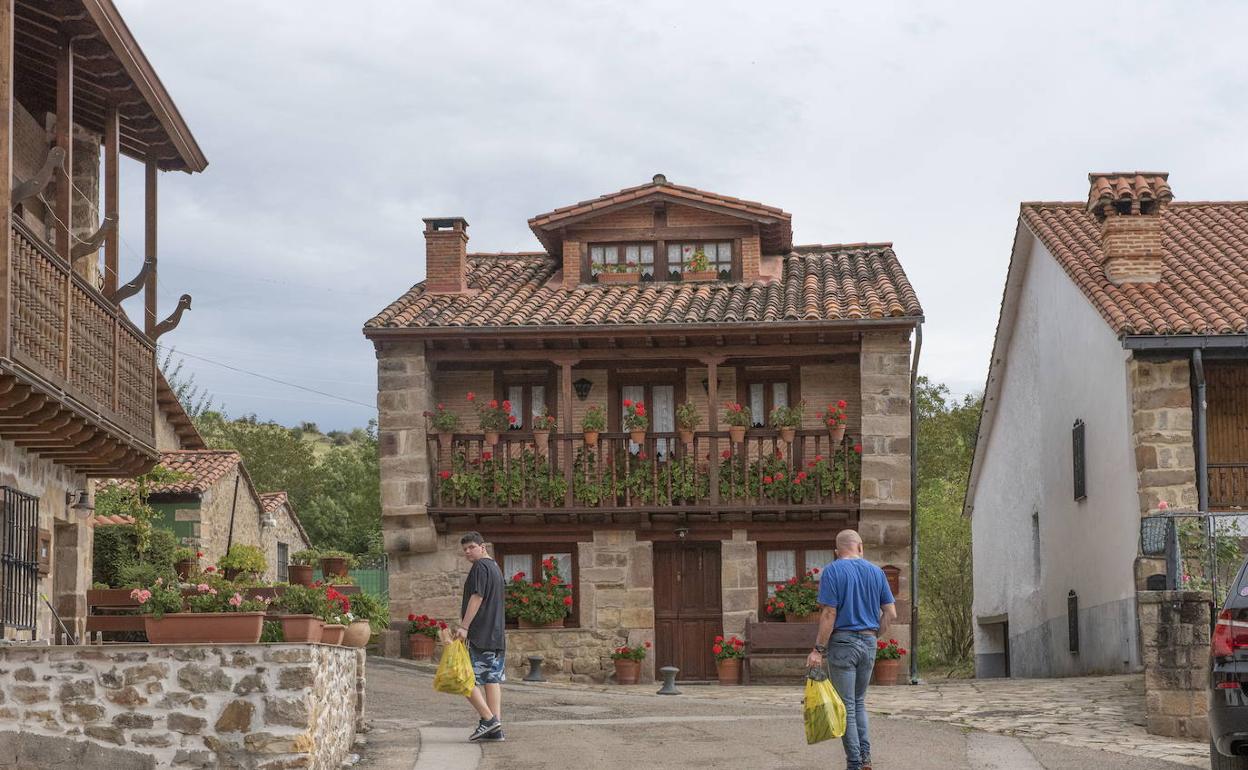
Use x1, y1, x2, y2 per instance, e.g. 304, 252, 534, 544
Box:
160, 346, 377, 411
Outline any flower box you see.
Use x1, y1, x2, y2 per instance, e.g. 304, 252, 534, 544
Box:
321, 623, 346, 645
682, 271, 718, 282
144, 612, 265, 644
278, 614, 323, 644
598, 272, 639, 284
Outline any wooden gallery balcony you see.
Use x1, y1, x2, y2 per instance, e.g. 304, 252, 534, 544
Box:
427, 428, 860, 530
1210, 464, 1248, 510
0, 220, 155, 476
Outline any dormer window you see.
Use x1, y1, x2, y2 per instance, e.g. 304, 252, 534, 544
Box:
670, 241, 733, 280
590, 243, 655, 280
586, 239, 737, 284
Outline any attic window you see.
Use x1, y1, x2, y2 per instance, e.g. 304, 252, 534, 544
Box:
670, 242, 733, 279
590, 243, 654, 279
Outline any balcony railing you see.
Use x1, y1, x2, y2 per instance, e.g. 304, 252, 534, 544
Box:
1210, 463, 1248, 510
429, 428, 859, 515
7, 220, 154, 444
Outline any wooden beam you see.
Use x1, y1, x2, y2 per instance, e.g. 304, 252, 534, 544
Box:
144, 159, 156, 336
103, 102, 119, 295
706, 358, 720, 505
0, 0, 12, 360
429, 343, 858, 363
563, 224, 756, 241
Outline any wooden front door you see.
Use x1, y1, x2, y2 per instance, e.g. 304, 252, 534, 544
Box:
654, 541, 722, 681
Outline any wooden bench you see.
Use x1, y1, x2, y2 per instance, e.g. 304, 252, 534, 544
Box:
742, 620, 821, 685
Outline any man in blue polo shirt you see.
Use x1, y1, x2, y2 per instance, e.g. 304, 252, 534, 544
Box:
806, 529, 897, 770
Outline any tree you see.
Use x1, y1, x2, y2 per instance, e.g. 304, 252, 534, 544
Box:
197, 412, 320, 513
299, 421, 381, 554
916, 377, 982, 670
159, 348, 216, 418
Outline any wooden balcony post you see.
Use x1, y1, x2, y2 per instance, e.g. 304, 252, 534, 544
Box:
557, 358, 578, 508
0, 0, 13, 358
702, 356, 724, 505
103, 105, 120, 296
144, 160, 157, 336
55, 33, 73, 378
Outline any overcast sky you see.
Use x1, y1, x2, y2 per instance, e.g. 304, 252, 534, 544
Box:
111, 1, 1248, 431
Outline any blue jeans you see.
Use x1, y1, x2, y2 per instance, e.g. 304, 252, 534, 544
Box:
825, 631, 876, 770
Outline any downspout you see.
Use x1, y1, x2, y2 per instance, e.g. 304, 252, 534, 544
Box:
224, 474, 241, 553
909, 322, 923, 685
1191, 349, 1211, 595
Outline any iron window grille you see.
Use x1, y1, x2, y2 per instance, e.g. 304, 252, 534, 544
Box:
1, 487, 40, 636
277, 543, 289, 583
1067, 590, 1079, 654
1072, 419, 1087, 501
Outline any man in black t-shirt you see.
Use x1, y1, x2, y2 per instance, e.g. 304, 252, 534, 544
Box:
455, 531, 507, 742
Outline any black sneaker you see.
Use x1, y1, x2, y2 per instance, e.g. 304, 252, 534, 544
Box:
479, 728, 506, 742
468, 718, 501, 742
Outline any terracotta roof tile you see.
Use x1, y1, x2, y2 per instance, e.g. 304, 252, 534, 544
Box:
366, 246, 922, 331
89, 514, 136, 527
259, 491, 288, 514
136, 450, 242, 495
1022, 202, 1248, 336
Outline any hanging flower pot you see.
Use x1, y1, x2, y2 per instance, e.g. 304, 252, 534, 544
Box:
483, 430, 500, 447
532, 429, 550, 454
583, 430, 600, 447
678, 428, 694, 446
779, 427, 796, 444
829, 423, 847, 445
728, 425, 747, 444
408, 633, 436, 660
629, 429, 647, 445
436, 431, 454, 451
279, 614, 323, 644
613, 658, 641, 685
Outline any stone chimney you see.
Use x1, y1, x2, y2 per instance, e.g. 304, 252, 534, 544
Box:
1086, 172, 1173, 284
422, 217, 469, 294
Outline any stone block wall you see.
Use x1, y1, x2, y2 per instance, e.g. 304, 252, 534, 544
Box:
721, 530, 758, 637
0, 643, 365, 769
194, 471, 266, 577
1138, 590, 1208, 740
1129, 358, 1197, 516
376, 341, 437, 555
568, 531, 655, 683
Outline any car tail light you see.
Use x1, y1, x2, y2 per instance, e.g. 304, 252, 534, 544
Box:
1212, 610, 1248, 657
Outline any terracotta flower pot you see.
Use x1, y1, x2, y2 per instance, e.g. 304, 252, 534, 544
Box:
518, 616, 564, 629
716, 657, 741, 686
288, 564, 315, 588
409, 633, 436, 660
320, 624, 346, 645
779, 427, 796, 444
175, 559, 196, 581
343, 620, 372, 648
629, 429, 646, 444
829, 423, 847, 445
728, 425, 746, 444
583, 431, 600, 447
483, 431, 500, 447
320, 557, 349, 579
532, 430, 550, 454
678, 428, 694, 446
784, 612, 819, 624
682, 270, 718, 282
279, 614, 323, 644
144, 612, 265, 644
436, 431, 454, 451
598, 272, 638, 284
872, 657, 901, 686
613, 658, 641, 685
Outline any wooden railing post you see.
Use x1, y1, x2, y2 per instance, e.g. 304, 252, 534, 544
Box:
0, 0, 13, 360
556, 358, 578, 508
702, 356, 724, 506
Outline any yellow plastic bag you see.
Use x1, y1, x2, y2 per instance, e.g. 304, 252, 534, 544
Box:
804, 668, 846, 744
434, 639, 475, 697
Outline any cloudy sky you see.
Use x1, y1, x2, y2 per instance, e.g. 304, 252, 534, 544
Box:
111, 1, 1248, 431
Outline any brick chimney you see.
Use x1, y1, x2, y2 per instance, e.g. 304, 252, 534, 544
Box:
1086, 172, 1173, 284
422, 217, 469, 294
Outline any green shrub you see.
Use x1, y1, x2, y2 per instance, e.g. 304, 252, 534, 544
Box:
290, 549, 319, 566
116, 562, 173, 589
317, 549, 358, 568
218, 544, 267, 575
275, 584, 327, 616
261, 620, 284, 643
92, 525, 179, 588
349, 591, 390, 633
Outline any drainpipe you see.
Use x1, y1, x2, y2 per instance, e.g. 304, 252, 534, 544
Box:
224, 474, 241, 553
1191, 349, 1212, 596
909, 323, 923, 685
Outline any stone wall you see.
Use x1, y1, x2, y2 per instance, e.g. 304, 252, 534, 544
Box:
721, 530, 758, 637
193, 471, 268, 580
1129, 357, 1196, 517
261, 502, 311, 580
1138, 590, 1208, 740
376, 341, 437, 556
574, 531, 655, 682
0, 643, 365, 769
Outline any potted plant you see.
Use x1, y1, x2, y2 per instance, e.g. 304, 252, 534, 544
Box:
594, 260, 640, 284
288, 549, 318, 587
682, 247, 717, 282
273, 583, 326, 643
134, 577, 270, 644
872, 638, 907, 686
318, 586, 353, 645
819, 400, 849, 445
582, 405, 606, 446
770, 401, 804, 444
610, 641, 650, 684
425, 403, 461, 451
532, 406, 557, 455
723, 402, 751, 444
622, 399, 647, 444
506, 558, 574, 629
475, 394, 513, 446
712, 634, 745, 685
675, 400, 701, 445
318, 549, 357, 580
218, 545, 267, 582
172, 546, 200, 581
406, 613, 446, 660
766, 567, 820, 622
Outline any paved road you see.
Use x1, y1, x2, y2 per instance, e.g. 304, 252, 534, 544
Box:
359, 659, 1196, 770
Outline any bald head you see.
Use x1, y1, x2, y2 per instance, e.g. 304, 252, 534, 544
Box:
836, 529, 864, 557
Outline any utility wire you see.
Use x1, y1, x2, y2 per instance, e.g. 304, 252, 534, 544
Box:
159, 346, 377, 411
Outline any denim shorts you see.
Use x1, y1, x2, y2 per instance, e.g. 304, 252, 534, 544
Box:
468, 644, 506, 685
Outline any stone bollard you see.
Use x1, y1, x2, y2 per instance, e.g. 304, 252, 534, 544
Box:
657, 666, 680, 695
524, 654, 546, 682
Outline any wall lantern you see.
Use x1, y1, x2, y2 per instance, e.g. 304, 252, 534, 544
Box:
700, 377, 721, 394
573, 378, 594, 401
66, 490, 93, 518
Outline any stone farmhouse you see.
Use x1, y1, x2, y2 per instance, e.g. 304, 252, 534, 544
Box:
0, 0, 206, 641
967, 172, 1248, 684
365, 175, 923, 682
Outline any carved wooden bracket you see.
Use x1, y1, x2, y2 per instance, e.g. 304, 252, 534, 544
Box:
108, 256, 153, 304
71, 214, 117, 262
11, 147, 66, 206
153, 294, 191, 339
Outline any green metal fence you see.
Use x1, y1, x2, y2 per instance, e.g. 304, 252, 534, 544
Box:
354, 554, 389, 601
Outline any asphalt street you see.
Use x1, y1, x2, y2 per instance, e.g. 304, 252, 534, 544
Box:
359, 659, 1195, 770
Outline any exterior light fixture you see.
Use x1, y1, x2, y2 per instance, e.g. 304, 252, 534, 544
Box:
700, 377, 721, 394
573, 378, 593, 401
66, 490, 93, 518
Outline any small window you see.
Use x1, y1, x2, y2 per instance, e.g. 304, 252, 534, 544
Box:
1, 487, 40, 635
758, 544, 836, 615
1067, 590, 1079, 654
741, 371, 796, 428
590, 243, 654, 280
277, 543, 290, 582
669, 241, 733, 279
1072, 420, 1086, 501
495, 544, 579, 627
501, 373, 554, 431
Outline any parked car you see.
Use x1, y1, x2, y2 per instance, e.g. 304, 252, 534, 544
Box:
1211, 558, 1248, 768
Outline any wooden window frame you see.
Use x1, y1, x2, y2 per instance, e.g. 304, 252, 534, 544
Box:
585, 241, 661, 281
737, 367, 801, 427
492, 543, 581, 629
756, 542, 839, 617
583, 239, 741, 283
277, 542, 289, 582
496, 369, 558, 431
606, 369, 687, 432
666, 239, 739, 281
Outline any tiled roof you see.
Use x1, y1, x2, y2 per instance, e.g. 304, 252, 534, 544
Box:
143, 450, 241, 495
259, 491, 287, 513
1022, 203, 1248, 335
89, 514, 136, 527
366, 245, 923, 331
1086, 172, 1174, 217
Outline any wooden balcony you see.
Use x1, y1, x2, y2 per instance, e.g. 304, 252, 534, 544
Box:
1210, 463, 1248, 510
427, 428, 859, 530
0, 221, 156, 476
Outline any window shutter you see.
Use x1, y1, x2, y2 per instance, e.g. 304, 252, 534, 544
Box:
1072, 420, 1086, 501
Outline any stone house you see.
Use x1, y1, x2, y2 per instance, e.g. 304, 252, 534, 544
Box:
365, 176, 923, 682
0, 0, 208, 641
967, 172, 1248, 685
